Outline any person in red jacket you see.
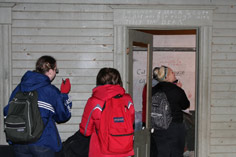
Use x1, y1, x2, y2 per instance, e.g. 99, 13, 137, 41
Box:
79, 67, 135, 157
142, 67, 160, 127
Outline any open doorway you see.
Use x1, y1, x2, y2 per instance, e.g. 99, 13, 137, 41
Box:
130, 29, 197, 157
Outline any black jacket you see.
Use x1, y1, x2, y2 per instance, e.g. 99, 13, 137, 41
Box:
152, 82, 190, 123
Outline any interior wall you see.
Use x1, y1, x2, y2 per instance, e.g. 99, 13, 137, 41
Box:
133, 34, 196, 112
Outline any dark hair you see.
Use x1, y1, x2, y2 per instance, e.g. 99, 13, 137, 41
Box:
35, 56, 57, 74
96, 67, 123, 86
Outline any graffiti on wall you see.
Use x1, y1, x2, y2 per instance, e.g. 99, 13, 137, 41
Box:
133, 51, 196, 112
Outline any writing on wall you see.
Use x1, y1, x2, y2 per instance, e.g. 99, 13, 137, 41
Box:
114, 9, 212, 26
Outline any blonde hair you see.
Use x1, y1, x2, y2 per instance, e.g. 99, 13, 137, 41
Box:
153, 67, 160, 80
157, 66, 169, 81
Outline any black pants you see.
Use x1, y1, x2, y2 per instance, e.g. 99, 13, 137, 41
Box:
150, 133, 157, 157
152, 122, 186, 157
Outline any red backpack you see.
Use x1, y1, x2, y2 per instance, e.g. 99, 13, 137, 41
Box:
98, 94, 134, 154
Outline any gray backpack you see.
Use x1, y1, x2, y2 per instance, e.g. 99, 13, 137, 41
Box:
151, 90, 172, 130
4, 91, 44, 143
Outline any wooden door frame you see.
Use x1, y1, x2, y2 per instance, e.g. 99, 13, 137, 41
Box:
128, 30, 153, 157
113, 7, 213, 157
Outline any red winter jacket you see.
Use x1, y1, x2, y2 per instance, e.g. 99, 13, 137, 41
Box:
79, 84, 135, 157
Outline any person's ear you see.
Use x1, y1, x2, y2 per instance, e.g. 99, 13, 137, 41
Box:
48, 69, 54, 75
45, 69, 54, 80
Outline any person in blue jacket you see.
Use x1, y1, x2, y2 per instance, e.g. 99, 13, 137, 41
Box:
4, 55, 72, 157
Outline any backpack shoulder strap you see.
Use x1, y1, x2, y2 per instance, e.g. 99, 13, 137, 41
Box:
99, 94, 124, 112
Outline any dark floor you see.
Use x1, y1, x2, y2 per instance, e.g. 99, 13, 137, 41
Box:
0, 145, 15, 157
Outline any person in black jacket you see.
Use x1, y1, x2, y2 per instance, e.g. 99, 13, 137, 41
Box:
152, 65, 190, 157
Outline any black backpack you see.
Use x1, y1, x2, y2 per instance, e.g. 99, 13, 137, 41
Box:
55, 130, 90, 157
4, 90, 44, 144
151, 88, 172, 130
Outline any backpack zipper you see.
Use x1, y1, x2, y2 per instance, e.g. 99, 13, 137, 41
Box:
27, 100, 32, 137
110, 132, 134, 137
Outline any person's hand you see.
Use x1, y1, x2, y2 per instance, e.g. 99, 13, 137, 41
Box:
176, 81, 182, 88
60, 78, 71, 94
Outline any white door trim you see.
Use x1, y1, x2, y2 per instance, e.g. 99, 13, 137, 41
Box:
0, 5, 14, 144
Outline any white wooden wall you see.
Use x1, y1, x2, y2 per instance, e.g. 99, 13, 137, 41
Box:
11, 3, 114, 140
211, 4, 236, 157
0, 1, 236, 156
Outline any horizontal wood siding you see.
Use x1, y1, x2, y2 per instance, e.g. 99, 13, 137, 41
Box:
4, 1, 236, 156
11, 3, 113, 140
211, 4, 236, 157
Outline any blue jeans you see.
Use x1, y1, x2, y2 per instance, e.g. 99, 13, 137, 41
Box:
14, 145, 55, 157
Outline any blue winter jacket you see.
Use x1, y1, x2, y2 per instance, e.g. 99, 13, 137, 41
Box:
4, 71, 72, 152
